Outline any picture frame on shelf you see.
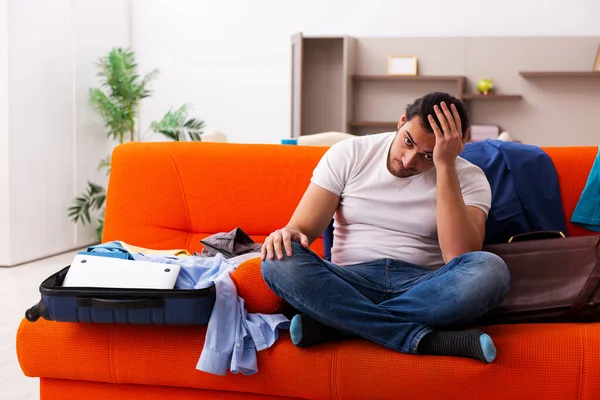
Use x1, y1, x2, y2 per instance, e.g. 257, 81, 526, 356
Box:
594, 45, 600, 72
388, 55, 418, 76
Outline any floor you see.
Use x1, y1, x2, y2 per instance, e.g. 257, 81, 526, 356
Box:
0, 248, 84, 400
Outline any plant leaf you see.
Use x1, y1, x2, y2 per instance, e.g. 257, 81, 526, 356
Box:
150, 105, 205, 142
68, 182, 106, 225
90, 47, 158, 143
139, 69, 160, 99
101, 48, 140, 103
96, 209, 105, 243
184, 118, 205, 141
97, 156, 112, 176
89, 88, 131, 143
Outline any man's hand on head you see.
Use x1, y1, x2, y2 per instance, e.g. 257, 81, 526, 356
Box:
428, 102, 468, 169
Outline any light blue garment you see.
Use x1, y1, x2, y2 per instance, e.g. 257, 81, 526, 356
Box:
572, 146, 600, 232
132, 252, 231, 290
82, 242, 134, 259
196, 263, 289, 376
87, 241, 290, 376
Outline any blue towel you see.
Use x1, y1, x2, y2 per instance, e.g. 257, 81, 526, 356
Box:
571, 146, 600, 232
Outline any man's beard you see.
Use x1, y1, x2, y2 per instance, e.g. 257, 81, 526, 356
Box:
389, 155, 417, 178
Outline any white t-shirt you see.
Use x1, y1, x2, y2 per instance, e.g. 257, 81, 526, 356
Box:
310, 131, 492, 269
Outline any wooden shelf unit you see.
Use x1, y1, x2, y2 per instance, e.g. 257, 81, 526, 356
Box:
353, 75, 465, 82
291, 35, 347, 138
462, 94, 523, 100
351, 75, 468, 134
290, 34, 600, 144
519, 71, 600, 78
349, 121, 398, 128
294, 66, 525, 134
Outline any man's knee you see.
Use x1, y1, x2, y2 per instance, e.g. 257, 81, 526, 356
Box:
465, 251, 511, 296
260, 256, 287, 292
261, 241, 309, 292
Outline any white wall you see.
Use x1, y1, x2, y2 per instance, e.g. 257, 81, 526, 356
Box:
0, 0, 129, 266
8, 0, 75, 264
0, 0, 597, 265
73, 0, 131, 245
132, 0, 600, 145
0, 0, 10, 265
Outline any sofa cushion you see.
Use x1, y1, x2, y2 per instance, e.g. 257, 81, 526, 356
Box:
231, 258, 288, 314
102, 142, 328, 252
18, 319, 600, 399
40, 379, 299, 400
17, 319, 338, 399
335, 323, 600, 399
543, 146, 599, 237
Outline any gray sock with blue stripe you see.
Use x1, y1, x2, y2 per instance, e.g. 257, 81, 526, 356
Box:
417, 329, 497, 363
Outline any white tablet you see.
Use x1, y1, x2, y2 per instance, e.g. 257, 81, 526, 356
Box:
63, 254, 180, 290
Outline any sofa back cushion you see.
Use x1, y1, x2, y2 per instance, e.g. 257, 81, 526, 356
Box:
103, 142, 598, 255
103, 142, 328, 254
542, 146, 599, 237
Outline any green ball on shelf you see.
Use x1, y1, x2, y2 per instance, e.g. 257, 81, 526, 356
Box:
477, 78, 495, 95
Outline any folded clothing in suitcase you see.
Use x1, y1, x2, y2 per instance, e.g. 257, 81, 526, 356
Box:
25, 262, 216, 325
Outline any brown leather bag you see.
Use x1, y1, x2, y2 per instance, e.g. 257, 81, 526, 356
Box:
477, 234, 600, 324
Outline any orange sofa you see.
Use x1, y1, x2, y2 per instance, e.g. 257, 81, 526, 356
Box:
17, 141, 600, 399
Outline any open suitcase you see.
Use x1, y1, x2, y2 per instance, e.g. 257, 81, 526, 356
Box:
25, 263, 216, 325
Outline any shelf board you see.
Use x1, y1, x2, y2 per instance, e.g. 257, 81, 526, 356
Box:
349, 121, 398, 128
353, 75, 465, 82
519, 71, 600, 78
462, 94, 522, 100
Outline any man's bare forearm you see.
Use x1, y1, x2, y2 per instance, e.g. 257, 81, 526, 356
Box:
436, 164, 483, 263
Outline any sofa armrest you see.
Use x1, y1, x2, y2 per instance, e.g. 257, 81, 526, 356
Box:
230, 258, 288, 314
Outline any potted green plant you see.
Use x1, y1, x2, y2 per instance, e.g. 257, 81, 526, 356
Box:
68, 47, 205, 241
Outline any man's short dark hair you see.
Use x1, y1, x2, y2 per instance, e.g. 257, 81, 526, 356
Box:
405, 92, 470, 137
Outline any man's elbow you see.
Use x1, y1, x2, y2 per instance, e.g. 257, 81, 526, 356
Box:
442, 253, 460, 265
442, 244, 482, 264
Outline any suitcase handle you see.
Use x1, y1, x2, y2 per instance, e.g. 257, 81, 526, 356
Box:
76, 297, 164, 309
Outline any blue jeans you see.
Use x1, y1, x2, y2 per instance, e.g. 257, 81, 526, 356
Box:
261, 242, 511, 354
